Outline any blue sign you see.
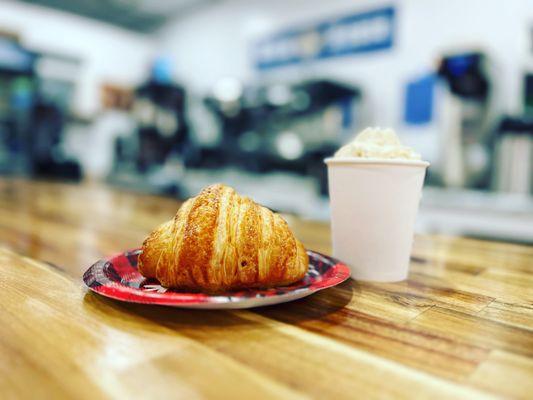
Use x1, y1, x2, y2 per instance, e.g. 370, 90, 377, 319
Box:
254, 6, 395, 70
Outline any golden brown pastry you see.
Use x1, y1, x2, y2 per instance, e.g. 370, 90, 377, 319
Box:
138, 184, 308, 292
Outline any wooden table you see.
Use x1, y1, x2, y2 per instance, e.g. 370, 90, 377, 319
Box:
0, 179, 532, 399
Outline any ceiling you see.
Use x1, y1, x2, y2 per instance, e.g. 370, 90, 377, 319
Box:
20, 0, 214, 33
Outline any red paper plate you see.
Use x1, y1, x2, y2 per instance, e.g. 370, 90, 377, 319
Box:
83, 248, 350, 309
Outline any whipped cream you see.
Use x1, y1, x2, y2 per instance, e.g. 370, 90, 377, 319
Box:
334, 127, 421, 160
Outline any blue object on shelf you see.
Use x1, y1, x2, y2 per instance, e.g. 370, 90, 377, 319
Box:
151, 56, 173, 84
404, 73, 436, 125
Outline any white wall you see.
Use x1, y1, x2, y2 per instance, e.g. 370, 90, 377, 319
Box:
157, 0, 533, 128
0, 0, 157, 117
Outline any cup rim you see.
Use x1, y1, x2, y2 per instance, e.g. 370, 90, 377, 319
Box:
324, 157, 430, 167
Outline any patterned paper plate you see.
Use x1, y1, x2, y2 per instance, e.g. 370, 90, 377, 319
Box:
83, 248, 350, 309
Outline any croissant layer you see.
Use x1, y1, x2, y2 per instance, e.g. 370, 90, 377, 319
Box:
138, 184, 308, 292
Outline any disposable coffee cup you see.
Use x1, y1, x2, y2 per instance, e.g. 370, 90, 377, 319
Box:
324, 157, 429, 282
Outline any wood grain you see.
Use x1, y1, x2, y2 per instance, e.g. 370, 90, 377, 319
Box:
468, 351, 533, 398
0, 179, 532, 399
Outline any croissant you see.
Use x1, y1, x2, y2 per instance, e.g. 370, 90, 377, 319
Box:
138, 184, 308, 292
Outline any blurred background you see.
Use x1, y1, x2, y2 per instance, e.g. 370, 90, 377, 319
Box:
0, 0, 532, 243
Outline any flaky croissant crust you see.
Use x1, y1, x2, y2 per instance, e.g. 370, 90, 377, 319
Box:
138, 184, 308, 292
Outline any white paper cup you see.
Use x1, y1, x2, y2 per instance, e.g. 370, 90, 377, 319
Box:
324, 157, 429, 282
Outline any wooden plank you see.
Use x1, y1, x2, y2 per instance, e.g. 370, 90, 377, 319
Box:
409, 265, 533, 305
412, 235, 533, 273
95, 293, 494, 398
408, 307, 533, 357
131, 300, 493, 398
468, 351, 533, 399
256, 293, 489, 381
327, 281, 434, 323
361, 275, 495, 313
478, 300, 533, 331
